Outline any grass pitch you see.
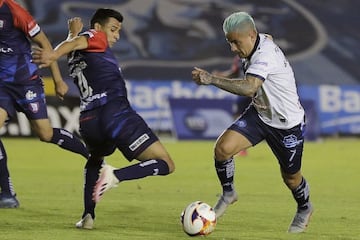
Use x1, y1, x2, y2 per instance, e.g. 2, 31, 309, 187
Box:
1, 137, 359, 240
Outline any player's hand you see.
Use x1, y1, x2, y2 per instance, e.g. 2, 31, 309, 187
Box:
192, 67, 213, 85
68, 17, 83, 38
54, 80, 69, 100
31, 47, 56, 68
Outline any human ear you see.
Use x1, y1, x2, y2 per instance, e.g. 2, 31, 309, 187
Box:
94, 22, 102, 31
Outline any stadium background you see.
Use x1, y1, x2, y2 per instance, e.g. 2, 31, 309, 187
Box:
3, 0, 360, 139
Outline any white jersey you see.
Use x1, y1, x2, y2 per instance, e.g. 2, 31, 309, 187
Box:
243, 34, 304, 129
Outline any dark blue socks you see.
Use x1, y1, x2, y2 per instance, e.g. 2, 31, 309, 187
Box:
292, 177, 310, 210
50, 128, 89, 159
215, 158, 235, 193
83, 157, 103, 219
114, 159, 170, 181
0, 140, 15, 197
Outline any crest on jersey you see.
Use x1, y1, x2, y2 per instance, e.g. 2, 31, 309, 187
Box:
29, 102, 39, 113
25, 90, 37, 100
236, 120, 247, 128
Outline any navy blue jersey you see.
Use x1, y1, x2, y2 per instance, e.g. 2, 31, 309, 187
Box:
0, 0, 40, 84
68, 30, 127, 112
71, 30, 159, 159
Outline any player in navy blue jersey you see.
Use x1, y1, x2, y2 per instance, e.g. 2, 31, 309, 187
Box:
0, 0, 89, 208
32, 8, 175, 229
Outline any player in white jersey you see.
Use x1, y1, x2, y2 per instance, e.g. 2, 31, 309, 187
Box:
192, 12, 313, 233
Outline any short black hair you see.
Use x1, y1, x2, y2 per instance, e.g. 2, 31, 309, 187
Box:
90, 8, 123, 28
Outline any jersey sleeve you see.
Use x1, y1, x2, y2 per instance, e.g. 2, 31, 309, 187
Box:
245, 52, 272, 81
80, 30, 108, 52
7, 0, 41, 37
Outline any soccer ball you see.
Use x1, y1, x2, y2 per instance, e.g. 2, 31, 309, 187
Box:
180, 201, 217, 236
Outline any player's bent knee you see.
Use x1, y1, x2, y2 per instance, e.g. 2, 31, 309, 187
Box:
282, 171, 302, 189
214, 143, 236, 160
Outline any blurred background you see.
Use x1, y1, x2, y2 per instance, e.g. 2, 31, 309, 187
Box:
4, 0, 360, 140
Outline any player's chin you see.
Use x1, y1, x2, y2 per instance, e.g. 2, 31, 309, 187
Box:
237, 53, 246, 58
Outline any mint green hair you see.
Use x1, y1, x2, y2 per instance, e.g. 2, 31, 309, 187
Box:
223, 12, 257, 34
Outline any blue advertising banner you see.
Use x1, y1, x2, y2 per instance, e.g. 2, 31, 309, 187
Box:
168, 98, 320, 141
126, 80, 235, 131
168, 98, 234, 140
298, 85, 360, 135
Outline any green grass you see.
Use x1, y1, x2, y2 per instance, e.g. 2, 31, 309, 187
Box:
1, 137, 359, 240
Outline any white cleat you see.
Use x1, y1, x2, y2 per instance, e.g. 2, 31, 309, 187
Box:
93, 165, 119, 203
288, 203, 314, 233
75, 213, 94, 230
213, 191, 238, 218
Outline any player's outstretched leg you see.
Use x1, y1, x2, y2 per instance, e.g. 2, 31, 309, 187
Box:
93, 159, 171, 203
92, 164, 119, 203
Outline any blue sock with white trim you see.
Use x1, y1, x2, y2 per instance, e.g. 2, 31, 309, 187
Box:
291, 177, 310, 210
50, 128, 89, 159
113, 159, 170, 181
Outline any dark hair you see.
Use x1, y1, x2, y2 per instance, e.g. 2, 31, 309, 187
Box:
90, 8, 123, 28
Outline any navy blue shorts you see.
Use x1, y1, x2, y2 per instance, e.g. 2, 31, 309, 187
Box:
79, 97, 158, 161
229, 106, 306, 174
0, 78, 48, 121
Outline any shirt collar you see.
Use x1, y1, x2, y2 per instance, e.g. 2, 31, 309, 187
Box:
247, 34, 260, 60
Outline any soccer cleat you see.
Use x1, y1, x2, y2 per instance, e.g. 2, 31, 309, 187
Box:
92, 165, 119, 203
288, 203, 314, 233
75, 213, 94, 229
213, 191, 238, 218
0, 194, 20, 208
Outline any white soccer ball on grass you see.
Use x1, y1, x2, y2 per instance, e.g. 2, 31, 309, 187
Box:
180, 201, 217, 236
